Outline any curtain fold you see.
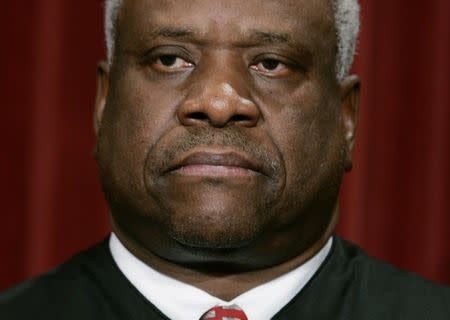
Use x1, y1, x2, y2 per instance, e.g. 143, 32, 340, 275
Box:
338, 0, 450, 284
1, 0, 449, 290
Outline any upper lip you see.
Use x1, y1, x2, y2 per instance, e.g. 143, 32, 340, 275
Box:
166, 150, 264, 175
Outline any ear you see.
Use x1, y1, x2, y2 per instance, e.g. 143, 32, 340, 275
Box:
94, 61, 110, 136
339, 75, 361, 172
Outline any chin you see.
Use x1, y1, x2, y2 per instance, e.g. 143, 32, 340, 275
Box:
163, 200, 268, 250
168, 223, 260, 249
147, 175, 278, 249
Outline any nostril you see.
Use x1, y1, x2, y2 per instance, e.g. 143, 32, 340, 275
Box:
230, 114, 251, 122
188, 112, 209, 121
189, 112, 208, 120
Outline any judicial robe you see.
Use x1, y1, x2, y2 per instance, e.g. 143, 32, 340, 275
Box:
1, 236, 449, 319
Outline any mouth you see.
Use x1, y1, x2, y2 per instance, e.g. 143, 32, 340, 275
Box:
166, 151, 264, 178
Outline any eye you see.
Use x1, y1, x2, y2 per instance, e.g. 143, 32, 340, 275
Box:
250, 58, 290, 77
151, 55, 194, 72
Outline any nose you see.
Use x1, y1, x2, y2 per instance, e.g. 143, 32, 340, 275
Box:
177, 70, 260, 128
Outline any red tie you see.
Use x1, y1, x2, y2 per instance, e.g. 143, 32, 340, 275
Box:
199, 304, 248, 320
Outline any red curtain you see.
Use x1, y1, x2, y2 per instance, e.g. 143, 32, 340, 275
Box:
1, 0, 449, 290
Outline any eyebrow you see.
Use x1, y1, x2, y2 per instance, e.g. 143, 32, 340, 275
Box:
247, 30, 290, 45
147, 26, 290, 44
144, 26, 310, 55
148, 26, 198, 40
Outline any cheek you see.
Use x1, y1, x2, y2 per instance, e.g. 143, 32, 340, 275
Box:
111, 70, 179, 138
267, 92, 344, 201
97, 70, 182, 204
106, 67, 188, 156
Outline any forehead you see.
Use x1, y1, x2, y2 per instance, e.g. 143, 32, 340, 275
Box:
117, 0, 335, 48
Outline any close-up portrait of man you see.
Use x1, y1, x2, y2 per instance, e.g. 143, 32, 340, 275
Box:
0, 0, 449, 319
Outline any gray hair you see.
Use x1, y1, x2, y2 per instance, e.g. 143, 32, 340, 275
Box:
104, 0, 360, 80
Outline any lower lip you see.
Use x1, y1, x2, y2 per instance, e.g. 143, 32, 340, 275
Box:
174, 165, 257, 177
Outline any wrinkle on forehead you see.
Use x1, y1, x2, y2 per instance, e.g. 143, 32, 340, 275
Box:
120, 0, 335, 34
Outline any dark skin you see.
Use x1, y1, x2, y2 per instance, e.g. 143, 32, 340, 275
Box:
94, 0, 360, 300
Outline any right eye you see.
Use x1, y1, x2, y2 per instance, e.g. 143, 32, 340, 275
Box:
151, 55, 194, 72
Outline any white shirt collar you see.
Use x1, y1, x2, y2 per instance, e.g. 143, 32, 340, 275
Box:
109, 233, 332, 320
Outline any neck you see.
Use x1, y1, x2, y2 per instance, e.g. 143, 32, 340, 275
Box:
112, 211, 337, 301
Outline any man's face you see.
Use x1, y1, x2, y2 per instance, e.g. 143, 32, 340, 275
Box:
95, 0, 358, 266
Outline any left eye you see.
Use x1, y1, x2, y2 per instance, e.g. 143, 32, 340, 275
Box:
250, 59, 290, 76
152, 55, 193, 71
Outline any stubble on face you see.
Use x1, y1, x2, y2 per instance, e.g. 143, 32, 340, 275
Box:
143, 125, 285, 248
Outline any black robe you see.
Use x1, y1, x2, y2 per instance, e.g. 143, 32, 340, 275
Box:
1, 236, 449, 319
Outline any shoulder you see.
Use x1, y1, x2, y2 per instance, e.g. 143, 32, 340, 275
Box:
0, 239, 115, 319
279, 237, 450, 319
335, 237, 450, 316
